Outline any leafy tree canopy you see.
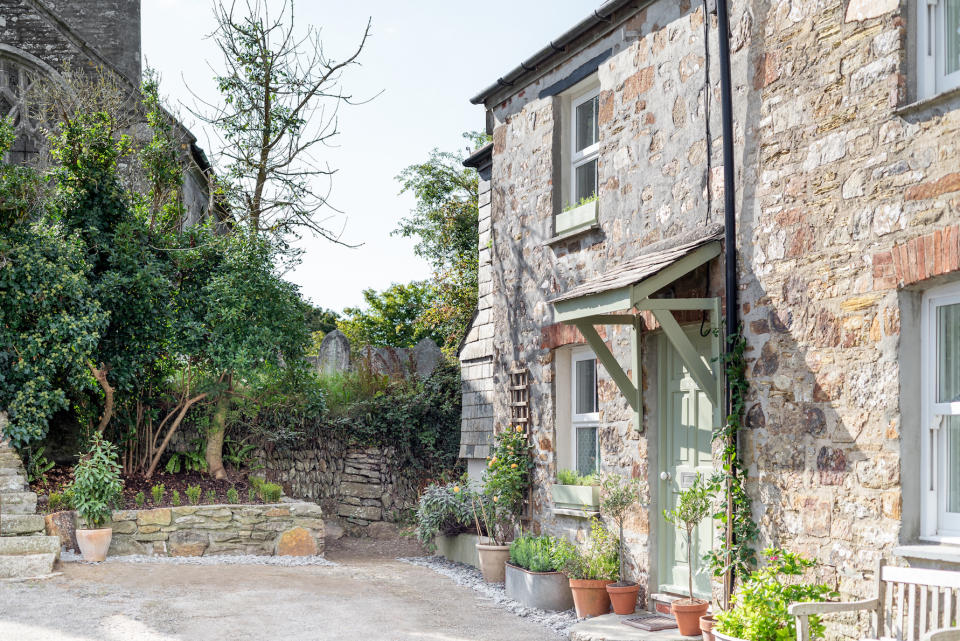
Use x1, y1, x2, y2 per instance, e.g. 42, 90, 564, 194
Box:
337, 281, 443, 348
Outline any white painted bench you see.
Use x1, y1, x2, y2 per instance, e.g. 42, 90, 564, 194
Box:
788, 560, 960, 641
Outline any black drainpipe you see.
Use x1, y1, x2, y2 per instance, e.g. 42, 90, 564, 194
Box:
716, 0, 738, 607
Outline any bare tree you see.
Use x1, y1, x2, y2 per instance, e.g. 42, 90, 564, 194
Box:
193, 0, 371, 245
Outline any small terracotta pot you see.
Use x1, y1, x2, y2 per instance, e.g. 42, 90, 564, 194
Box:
569, 578, 614, 617
606, 582, 640, 615
671, 599, 710, 636
475, 542, 511, 583
700, 614, 717, 641
76, 528, 112, 562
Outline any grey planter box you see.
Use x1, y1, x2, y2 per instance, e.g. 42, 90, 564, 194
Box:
551, 484, 600, 512
435, 533, 479, 568
505, 563, 574, 612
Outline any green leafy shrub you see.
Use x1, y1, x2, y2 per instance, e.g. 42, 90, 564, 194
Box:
151, 483, 165, 505
165, 439, 207, 474
714, 549, 837, 641
601, 474, 642, 585
134, 491, 145, 508
414, 478, 476, 548
185, 484, 201, 505
171, 490, 181, 506
555, 518, 619, 581
556, 469, 598, 486
260, 483, 282, 503
509, 534, 565, 572
68, 434, 124, 529
226, 487, 239, 504
663, 474, 713, 600
248, 487, 257, 502
204, 489, 217, 504
48, 492, 66, 512
483, 427, 532, 516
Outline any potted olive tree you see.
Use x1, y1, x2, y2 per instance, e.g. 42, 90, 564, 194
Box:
69, 434, 123, 562
663, 474, 712, 635
600, 474, 642, 614
557, 517, 620, 617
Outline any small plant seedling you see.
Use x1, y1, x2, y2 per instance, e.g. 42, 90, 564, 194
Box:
226, 487, 239, 504
151, 483, 165, 505
171, 490, 181, 506
248, 487, 257, 502
48, 492, 64, 512
134, 491, 146, 508
261, 482, 282, 503
185, 484, 201, 506
204, 489, 217, 504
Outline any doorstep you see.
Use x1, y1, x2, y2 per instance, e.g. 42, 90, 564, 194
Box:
569, 611, 702, 641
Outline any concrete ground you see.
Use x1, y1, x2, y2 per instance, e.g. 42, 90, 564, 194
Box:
0, 538, 564, 641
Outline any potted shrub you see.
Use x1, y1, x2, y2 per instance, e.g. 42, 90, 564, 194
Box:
600, 474, 642, 614
68, 434, 124, 562
557, 517, 619, 617
415, 476, 478, 565
474, 427, 531, 583
663, 474, 712, 635
713, 548, 836, 641
551, 469, 600, 512
505, 534, 574, 611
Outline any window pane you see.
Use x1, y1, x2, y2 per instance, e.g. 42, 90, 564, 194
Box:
575, 159, 598, 203
937, 302, 960, 403
946, 0, 960, 75
948, 416, 960, 513
575, 358, 597, 414
576, 426, 598, 476
576, 96, 598, 151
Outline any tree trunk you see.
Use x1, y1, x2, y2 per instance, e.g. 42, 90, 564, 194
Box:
144, 393, 206, 479
87, 362, 114, 433
205, 387, 231, 480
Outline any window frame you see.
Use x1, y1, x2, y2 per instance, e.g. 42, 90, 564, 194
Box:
568, 85, 600, 206
570, 346, 600, 476
917, 0, 960, 100
921, 280, 960, 539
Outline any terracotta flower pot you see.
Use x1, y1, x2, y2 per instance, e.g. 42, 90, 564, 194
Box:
475, 542, 511, 583
569, 578, 614, 617
671, 599, 710, 636
606, 582, 640, 615
76, 528, 112, 562
700, 614, 717, 641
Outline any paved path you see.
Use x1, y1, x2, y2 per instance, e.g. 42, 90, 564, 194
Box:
0, 553, 563, 641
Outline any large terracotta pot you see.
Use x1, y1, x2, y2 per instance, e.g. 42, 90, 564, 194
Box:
700, 614, 717, 641
606, 582, 640, 615
76, 528, 112, 562
569, 578, 614, 617
671, 599, 710, 636
475, 542, 511, 583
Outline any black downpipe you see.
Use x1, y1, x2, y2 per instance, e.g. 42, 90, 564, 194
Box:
716, 0, 738, 606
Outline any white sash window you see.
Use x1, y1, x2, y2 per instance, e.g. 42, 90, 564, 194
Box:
918, 0, 960, 99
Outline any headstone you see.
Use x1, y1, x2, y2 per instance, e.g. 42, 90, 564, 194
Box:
412, 338, 443, 379
318, 330, 351, 375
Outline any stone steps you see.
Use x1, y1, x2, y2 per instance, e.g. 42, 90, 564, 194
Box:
0, 491, 38, 514
0, 474, 26, 492
0, 535, 60, 556
0, 514, 45, 536
0, 553, 57, 579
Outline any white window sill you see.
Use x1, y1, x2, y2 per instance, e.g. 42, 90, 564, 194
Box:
551, 507, 600, 519
894, 543, 960, 566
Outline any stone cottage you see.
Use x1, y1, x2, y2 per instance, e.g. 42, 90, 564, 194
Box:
458, 0, 960, 621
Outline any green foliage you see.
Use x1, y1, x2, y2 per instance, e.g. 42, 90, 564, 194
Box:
483, 427, 532, 517
150, 483, 165, 505
20, 442, 55, 485
48, 492, 66, 512
664, 474, 713, 600
555, 518, 619, 581
601, 474, 642, 583
134, 491, 145, 508
557, 469, 598, 486
317, 367, 389, 416
68, 434, 124, 529
337, 281, 444, 348
223, 436, 257, 469
562, 193, 598, 212
226, 487, 239, 504
302, 303, 341, 336
414, 478, 476, 548
714, 549, 837, 641
171, 490, 181, 507
259, 482, 282, 503
204, 489, 217, 504
165, 441, 208, 474
509, 534, 566, 573
185, 484, 201, 506
248, 487, 257, 503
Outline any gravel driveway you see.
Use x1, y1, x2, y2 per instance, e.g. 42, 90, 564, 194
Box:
0, 547, 564, 641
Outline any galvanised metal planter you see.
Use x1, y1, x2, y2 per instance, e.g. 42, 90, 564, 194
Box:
550, 484, 600, 512
504, 563, 575, 612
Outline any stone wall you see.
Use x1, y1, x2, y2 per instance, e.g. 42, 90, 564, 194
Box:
104, 502, 325, 557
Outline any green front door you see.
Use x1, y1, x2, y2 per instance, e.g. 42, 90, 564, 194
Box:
658, 329, 716, 598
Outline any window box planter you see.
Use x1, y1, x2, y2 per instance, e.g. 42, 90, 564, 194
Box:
551, 484, 600, 512
504, 563, 575, 612
435, 533, 480, 569
555, 199, 597, 235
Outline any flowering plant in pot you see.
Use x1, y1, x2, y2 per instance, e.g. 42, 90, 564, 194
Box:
663, 474, 712, 635
599, 474, 642, 614
556, 518, 619, 617
68, 434, 123, 562
713, 548, 836, 641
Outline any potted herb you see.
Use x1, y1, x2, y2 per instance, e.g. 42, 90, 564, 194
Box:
713, 549, 836, 641
505, 534, 574, 611
68, 434, 124, 562
475, 427, 531, 583
600, 474, 642, 614
415, 478, 481, 567
663, 474, 712, 634
551, 468, 600, 512
557, 517, 619, 617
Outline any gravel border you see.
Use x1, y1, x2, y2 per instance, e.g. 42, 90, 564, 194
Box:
401, 556, 579, 638
61, 550, 337, 567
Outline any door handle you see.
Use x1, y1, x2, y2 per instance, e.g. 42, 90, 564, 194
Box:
660, 471, 671, 481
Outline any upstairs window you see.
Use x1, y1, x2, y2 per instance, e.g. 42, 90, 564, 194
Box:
918, 0, 960, 99
570, 88, 599, 205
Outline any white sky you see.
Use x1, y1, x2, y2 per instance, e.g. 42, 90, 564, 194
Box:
142, 0, 593, 313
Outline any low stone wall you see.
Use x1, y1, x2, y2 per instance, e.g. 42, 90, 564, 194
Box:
104, 502, 324, 557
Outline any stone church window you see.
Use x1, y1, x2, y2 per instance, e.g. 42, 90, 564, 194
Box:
0, 57, 43, 164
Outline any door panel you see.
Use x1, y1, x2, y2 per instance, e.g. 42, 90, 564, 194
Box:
658, 329, 716, 598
